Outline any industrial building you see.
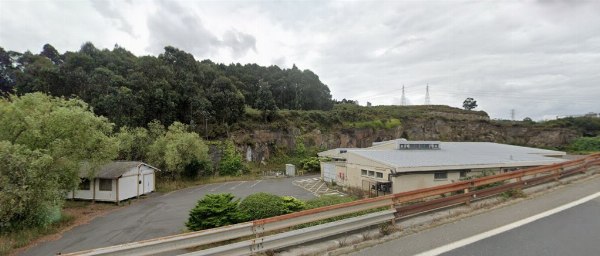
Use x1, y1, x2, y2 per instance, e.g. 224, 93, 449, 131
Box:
67, 161, 159, 203
318, 139, 566, 194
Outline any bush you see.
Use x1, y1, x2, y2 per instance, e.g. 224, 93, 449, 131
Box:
239, 193, 287, 220
282, 196, 306, 213
185, 193, 244, 231
568, 136, 600, 153
305, 195, 354, 209
300, 157, 321, 172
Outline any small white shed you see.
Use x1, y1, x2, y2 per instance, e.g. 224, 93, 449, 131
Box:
67, 161, 159, 204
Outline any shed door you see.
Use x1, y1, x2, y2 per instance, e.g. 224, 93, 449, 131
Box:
323, 163, 336, 183
143, 173, 154, 193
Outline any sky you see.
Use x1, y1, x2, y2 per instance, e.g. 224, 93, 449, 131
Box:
1, 0, 599, 120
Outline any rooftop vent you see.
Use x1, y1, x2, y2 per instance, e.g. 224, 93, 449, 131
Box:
397, 140, 441, 150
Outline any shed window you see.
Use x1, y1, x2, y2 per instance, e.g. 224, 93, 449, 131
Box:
78, 178, 90, 190
368, 171, 375, 177
361, 169, 367, 176
376, 172, 384, 178
434, 172, 448, 180
99, 179, 112, 191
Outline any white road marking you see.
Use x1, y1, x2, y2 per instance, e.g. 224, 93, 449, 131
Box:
209, 183, 228, 192
315, 182, 326, 193
229, 181, 247, 190
250, 180, 263, 188
308, 181, 321, 191
414, 191, 600, 256
186, 185, 204, 194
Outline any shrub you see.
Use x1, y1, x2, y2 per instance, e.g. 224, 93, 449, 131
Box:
282, 196, 306, 213
300, 157, 321, 172
238, 193, 287, 220
305, 195, 354, 209
185, 193, 244, 231
568, 136, 600, 153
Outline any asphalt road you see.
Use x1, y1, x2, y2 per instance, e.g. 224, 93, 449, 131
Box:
348, 175, 600, 256
22, 176, 317, 256
442, 197, 600, 256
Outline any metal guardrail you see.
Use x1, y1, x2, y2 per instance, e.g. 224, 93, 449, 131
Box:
180, 210, 396, 256
62, 153, 600, 256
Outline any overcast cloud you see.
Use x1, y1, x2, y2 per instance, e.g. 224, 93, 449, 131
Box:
1, 0, 598, 120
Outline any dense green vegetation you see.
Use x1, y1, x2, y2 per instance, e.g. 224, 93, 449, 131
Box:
0, 93, 117, 232
567, 136, 600, 153
186, 193, 244, 231
186, 192, 308, 231
0, 43, 333, 132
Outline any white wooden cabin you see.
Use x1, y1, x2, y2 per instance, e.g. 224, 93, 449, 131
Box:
67, 161, 159, 204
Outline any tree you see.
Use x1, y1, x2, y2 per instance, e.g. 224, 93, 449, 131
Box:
147, 122, 210, 179
462, 97, 477, 110
185, 193, 244, 231
40, 43, 62, 64
254, 80, 277, 122
218, 140, 247, 176
115, 126, 152, 161
0, 93, 117, 190
0, 141, 61, 231
206, 76, 245, 125
0, 93, 117, 231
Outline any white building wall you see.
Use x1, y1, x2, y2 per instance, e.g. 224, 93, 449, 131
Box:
392, 171, 461, 193
94, 179, 117, 202
119, 175, 139, 201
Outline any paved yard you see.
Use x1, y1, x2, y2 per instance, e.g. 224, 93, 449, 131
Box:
293, 177, 345, 197
22, 176, 317, 256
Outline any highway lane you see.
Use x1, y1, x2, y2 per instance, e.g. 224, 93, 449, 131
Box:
348, 175, 600, 256
22, 176, 317, 256
441, 197, 600, 256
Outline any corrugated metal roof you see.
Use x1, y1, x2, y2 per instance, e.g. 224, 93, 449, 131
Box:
80, 161, 146, 179
350, 142, 566, 172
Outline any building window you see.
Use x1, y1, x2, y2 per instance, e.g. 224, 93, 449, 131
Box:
361, 169, 367, 176
376, 172, 384, 178
460, 170, 469, 178
99, 179, 112, 191
78, 178, 90, 190
368, 171, 375, 177
434, 172, 447, 180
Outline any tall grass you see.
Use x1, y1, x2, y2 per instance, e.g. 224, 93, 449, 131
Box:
0, 214, 75, 256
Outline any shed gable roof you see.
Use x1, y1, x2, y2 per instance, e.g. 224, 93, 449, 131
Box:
80, 161, 156, 179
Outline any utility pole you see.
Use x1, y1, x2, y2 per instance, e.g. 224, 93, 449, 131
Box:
511, 109, 515, 121
424, 84, 431, 105
401, 85, 407, 106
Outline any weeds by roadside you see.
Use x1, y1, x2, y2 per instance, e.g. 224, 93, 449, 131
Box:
0, 201, 118, 256
0, 214, 74, 256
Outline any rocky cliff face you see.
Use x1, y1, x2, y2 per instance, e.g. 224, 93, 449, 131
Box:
231, 117, 579, 163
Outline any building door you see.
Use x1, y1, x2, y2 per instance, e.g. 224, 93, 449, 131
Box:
143, 173, 153, 193
323, 163, 336, 183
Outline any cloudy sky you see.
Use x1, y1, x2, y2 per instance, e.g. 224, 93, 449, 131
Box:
1, 0, 599, 120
